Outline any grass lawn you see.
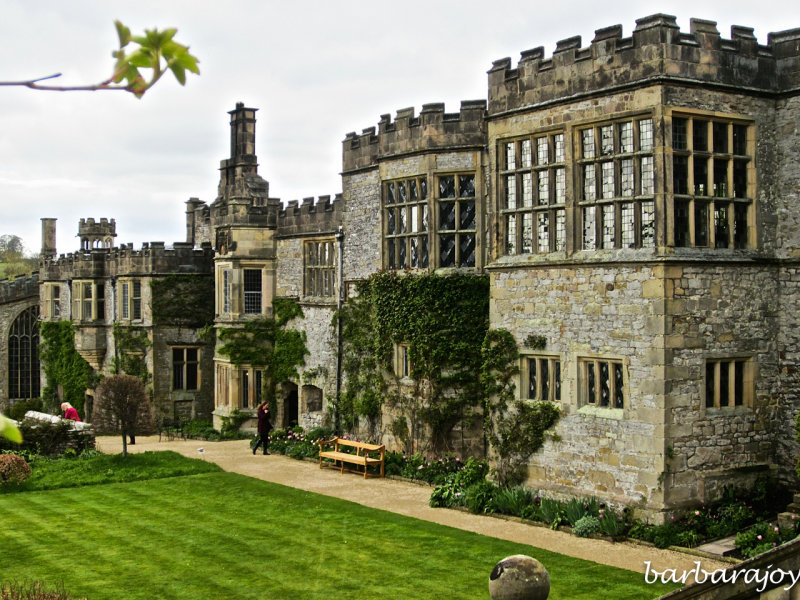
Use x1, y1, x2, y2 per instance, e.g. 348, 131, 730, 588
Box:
0, 453, 677, 599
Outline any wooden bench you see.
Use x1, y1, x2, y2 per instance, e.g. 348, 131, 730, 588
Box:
318, 437, 385, 479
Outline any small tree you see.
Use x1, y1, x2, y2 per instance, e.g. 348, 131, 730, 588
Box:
94, 375, 152, 457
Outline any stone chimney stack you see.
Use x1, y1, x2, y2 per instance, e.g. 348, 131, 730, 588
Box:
41, 217, 56, 258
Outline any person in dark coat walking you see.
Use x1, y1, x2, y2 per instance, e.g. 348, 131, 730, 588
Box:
252, 400, 272, 455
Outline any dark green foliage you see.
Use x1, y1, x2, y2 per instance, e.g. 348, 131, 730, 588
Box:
735, 521, 800, 558
150, 275, 214, 328
6, 398, 42, 422
0, 450, 220, 494
111, 324, 151, 382
180, 419, 217, 439
429, 456, 490, 508
217, 298, 308, 411
488, 485, 536, 517
539, 497, 566, 529
337, 271, 489, 452
219, 409, 251, 438
0, 419, 92, 457
480, 329, 561, 486
598, 508, 625, 537
564, 497, 600, 526
464, 479, 497, 514
94, 375, 152, 457
39, 321, 96, 415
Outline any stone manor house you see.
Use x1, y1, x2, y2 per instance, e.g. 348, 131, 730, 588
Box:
2, 13, 800, 518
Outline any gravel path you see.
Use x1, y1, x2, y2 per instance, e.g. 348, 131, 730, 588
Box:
96, 435, 731, 578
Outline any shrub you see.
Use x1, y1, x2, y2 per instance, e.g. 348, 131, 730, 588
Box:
6, 398, 43, 422
539, 497, 565, 529
489, 486, 536, 517
598, 508, 625, 537
573, 515, 601, 537
564, 497, 599, 526
465, 480, 497, 514
429, 457, 490, 508
735, 521, 799, 559
0, 581, 86, 600
181, 419, 217, 440
0, 454, 31, 485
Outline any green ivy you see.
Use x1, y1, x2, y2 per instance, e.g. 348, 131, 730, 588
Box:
151, 274, 214, 328
217, 298, 309, 411
480, 329, 561, 486
337, 271, 489, 453
112, 323, 151, 382
39, 321, 97, 415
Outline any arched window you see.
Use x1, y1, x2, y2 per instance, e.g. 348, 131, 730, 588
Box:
8, 306, 40, 399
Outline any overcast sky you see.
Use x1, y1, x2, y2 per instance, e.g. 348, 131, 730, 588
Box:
2, 0, 799, 257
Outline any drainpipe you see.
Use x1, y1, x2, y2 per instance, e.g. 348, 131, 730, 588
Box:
334, 226, 345, 435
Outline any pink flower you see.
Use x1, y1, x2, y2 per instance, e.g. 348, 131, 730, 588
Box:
775, 527, 780, 533
695, 510, 700, 516
418, 465, 424, 470
757, 535, 762, 540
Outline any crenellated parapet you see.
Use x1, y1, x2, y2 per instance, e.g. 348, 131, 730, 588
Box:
0, 272, 39, 305
39, 242, 214, 281
488, 14, 800, 115
343, 100, 486, 173
277, 194, 343, 237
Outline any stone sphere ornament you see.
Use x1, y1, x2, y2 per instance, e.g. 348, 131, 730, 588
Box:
489, 554, 550, 600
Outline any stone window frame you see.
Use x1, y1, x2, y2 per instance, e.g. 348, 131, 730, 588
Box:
501, 130, 567, 255
42, 282, 61, 320
71, 279, 105, 323
394, 343, 412, 379
577, 355, 626, 414
172, 346, 200, 392
238, 366, 264, 410
521, 353, 562, 403
384, 176, 430, 270
304, 238, 336, 298
577, 116, 656, 251
436, 173, 477, 268
222, 269, 231, 314
118, 278, 143, 322
669, 111, 754, 249
704, 356, 755, 411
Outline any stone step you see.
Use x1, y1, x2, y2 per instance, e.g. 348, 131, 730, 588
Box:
695, 535, 738, 557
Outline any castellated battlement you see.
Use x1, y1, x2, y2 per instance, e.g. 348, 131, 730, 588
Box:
39, 242, 214, 280
488, 14, 800, 114
343, 100, 486, 173
277, 194, 343, 237
0, 272, 39, 305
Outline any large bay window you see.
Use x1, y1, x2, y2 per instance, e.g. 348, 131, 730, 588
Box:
578, 118, 655, 250
671, 115, 752, 248
502, 132, 567, 254
385, 176, 429, 269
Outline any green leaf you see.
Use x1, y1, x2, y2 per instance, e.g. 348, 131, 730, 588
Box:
114, 20, 132, 48
0, 413, 23, 444
169, 62, 186, 85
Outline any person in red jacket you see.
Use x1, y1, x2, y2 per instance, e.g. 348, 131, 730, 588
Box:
61, 402, 82, 422
252, 400, 272, 455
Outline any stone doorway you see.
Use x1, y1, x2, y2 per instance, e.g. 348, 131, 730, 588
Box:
282, 383, 299, 428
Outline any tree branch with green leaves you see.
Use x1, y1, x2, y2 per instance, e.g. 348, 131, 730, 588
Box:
0, 21, 199, 98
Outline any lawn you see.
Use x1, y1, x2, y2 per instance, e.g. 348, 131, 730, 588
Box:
0, 453, 677, 599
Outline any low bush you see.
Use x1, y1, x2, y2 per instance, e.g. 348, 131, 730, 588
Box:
573, 515, 601, 537
598, 507, 625, 537
539, 497, 565, 529
489, 485, 536, 518
0, 454, 31, 485
464, 480, 497, 514
5, 398, 43, 422
735, 520, 800, 559
0, 419, 90, 457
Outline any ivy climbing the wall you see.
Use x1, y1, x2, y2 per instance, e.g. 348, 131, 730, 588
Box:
112, 323, 152, 382
151, 274, 214, 328
216, 298, 309, 412
39, 321, 96, 415
337, 271, 490, 453
480, 328, 561, 486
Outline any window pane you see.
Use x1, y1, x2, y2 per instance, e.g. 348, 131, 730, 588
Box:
621, 203, 635, 248
694, 157, 708, 196
537, 171, 550, 206
582, 129, 595, 158
554, 134, 565, 162
522, 173, 532, 206
587, 363, 596, 404
673, 118, 688, 150
733, 125, 747, 155
521, 140, 531, 168
409, 179, 418, 201
460, 234, 476, 267
506, 215, 517, 255
440, 202, 455, 230
714, 203, 730, 249
459, 174, 475, 197
583, 207, 596, 250
506, 143, 516, 169
398, 180, 407, 202
619, 122, 633, 153
719, 361, 730, 407
387, 182, 395, 204
243, 269, 262, 314
528, 358, 537, 399
734, 361, 745, 406
641, 201, 655, 248
522, 213, 533, 254
600, 125, 614, 155
121, 283, 129, 319
693, 120, 708, 152
621, 159, 634, 197
695, 203, 709, 246
440, 234, 455, 267
506, 176, 517, 209
733, 160, 748, 198
554, 361, 561, 401
398, 239, 406, 267
714, 159, 729, 197
537, 213, 549, 253
641, 156, 654, 195
706, 362, 715, 408
602, 205, 615, 249
541, 360, 550, 401
673, 156, 689, 195
675, 200, 690, 247
537, 137, 549, 164
713, 122, 728, 153
439, 176, 456, 198
601, 162, 614, 199
599, 361, 610, 407
583, 165, 596, 201
639, 119, 653, 151
613, 363, 624, 408
460, 201, 475, 230
734, 204, 748, 249
554, 168, 566, 203
555, 211, 566, 251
